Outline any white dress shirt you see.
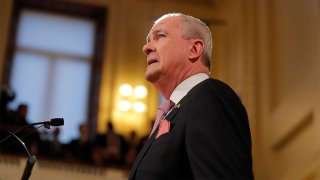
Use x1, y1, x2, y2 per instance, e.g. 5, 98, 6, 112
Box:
169, 73, 209, 104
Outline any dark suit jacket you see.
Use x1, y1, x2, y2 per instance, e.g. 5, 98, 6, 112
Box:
129, 78, 254, 179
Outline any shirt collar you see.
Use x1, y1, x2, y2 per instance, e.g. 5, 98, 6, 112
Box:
169, 73, 209, 104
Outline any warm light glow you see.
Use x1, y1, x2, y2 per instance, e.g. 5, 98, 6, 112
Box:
119, 84, 133, 96
119, 100, 131, 111
133, 102, 146, 112
134, 85, 147, 98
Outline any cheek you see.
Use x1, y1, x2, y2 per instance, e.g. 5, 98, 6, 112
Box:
158, 41, 188, 68
161, 44, 183, 60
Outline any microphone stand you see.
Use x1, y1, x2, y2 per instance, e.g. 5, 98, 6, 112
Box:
3, 130, 36, 180
21, 155, 36, 180
0, 118, 63, 179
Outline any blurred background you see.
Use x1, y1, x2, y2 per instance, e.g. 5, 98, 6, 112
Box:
0, 0, 319, 179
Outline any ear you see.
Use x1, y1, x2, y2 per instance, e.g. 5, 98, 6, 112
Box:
188, 40, 204, 62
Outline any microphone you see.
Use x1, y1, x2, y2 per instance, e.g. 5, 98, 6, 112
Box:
0, 118, 63, 179
0, 118, 64, 145
15, 118, 64, 133
31, 118, 64, 127
48, 118, 64, 126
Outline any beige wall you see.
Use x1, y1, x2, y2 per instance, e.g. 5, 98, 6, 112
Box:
1, 0, 320, 179
255, 0, 320, 179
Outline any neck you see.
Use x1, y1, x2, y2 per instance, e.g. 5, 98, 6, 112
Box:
154, 70, 209, 99
153, 79, 176, 99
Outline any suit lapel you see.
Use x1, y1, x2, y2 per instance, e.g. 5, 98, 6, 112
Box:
165, 103, 181, 121
129, 126, 157, 179
129, 98, 186, 179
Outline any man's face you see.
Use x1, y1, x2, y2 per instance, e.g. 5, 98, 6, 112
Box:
143, 17, 190, 83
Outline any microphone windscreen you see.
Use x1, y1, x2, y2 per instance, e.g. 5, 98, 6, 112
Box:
50, 118, 64, 126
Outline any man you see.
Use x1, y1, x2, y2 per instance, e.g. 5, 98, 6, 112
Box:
129, 13, 254, 179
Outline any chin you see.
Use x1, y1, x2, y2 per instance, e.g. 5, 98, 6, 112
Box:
145, 71, 160, 83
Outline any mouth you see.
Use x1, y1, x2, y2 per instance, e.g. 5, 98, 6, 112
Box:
147, 58, 159, 65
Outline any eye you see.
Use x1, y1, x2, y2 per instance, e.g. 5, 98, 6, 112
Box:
155, 33, 166, 41
158, 33, 166, 37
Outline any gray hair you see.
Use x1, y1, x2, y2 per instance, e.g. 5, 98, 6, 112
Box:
154, 13, 213, 71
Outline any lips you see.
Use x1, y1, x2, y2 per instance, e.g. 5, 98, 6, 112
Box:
147, 58, 159, 65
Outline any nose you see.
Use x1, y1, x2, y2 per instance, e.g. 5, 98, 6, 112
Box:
142, 42, 154, 55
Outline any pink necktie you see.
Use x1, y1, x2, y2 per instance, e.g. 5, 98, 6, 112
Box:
150, 100, 175, 137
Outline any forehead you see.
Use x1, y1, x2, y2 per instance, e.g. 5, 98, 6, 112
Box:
146, 17, 182, 41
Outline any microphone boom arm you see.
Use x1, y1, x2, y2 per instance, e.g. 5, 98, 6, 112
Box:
3, 129, 30, 156
0, 118, 64, 144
